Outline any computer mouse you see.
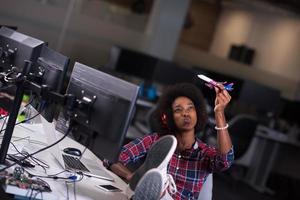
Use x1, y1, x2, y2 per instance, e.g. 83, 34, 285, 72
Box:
63, 147, 82, 157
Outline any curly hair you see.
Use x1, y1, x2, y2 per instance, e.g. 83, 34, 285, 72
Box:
151, 83, 208, 136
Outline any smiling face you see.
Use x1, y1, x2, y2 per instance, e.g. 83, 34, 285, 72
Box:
172, 96, 197, 133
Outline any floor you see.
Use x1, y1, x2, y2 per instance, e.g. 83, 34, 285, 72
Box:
213, 173, 274, 200
213, 171, 300, 200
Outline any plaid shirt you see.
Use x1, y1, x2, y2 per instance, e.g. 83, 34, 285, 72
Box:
119, 133, 234, 200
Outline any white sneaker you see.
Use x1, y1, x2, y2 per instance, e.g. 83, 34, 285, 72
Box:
133, 168, 163, 200
129, 135, 177, 191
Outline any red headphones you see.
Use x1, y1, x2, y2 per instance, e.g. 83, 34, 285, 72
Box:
161, 113, 168, 129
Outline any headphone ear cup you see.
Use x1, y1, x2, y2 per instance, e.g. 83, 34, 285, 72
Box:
161, 113, 168, 129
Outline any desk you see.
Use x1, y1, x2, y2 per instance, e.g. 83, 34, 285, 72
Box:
244, 125, 300, 194
136, 99, 156, 109
1, 120, 129, 199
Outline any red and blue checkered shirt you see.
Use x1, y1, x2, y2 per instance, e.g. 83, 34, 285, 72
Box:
119, 133, 234, 200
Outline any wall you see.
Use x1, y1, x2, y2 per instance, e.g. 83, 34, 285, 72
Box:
180, 0, 220, 51
210, 2, 300, 82
0, 0, 190, 68
174, 1, 300, 101
1, 0, 300, 100
0, 0, 149, 68
175, 44, 299, 100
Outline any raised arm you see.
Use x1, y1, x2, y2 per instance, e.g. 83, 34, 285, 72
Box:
110, 162, 133, 182
214, 85, 232, 154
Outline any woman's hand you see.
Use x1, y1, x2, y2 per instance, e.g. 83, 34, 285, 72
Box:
214, 84, 231, 113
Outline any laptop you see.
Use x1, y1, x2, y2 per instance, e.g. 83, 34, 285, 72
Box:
41, 117, 114, 182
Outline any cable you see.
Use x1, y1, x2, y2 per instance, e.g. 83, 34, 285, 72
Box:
22, 151, 50, 172
0, 92, 33, 119
65, 181, 69, 200
0, 135, 48, 147
0, 114, 9, 120
2, 136, 50, 173
0, 126, 72, 172
25, 170, 79, 181
9, 142, 50, 172
0, 112, 41, 134
74, 181, 77, 200
65, 173, 84, 200
16, 112, 40, 125
8, 142, 36, 168
0, 115, 8, 134
63, 172, 84, 200
0, 84, 15, 92
3, 70, 21, 83
79, 146, 87, 161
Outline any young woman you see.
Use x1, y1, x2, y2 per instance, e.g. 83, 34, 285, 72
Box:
106, 83, 234, 200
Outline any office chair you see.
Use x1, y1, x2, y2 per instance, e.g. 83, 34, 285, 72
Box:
198, 173, 213, 200
227, 114, 259, 182
228, 114, 258, 161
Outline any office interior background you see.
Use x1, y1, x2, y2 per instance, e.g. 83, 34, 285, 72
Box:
1, 0, 300, 199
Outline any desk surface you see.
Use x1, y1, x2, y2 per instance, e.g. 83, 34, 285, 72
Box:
256, 126, 300, 180
242, 124, 300, 193
136, 99, 156, 109
1, 121, 129, 200
256, 125, 300, 147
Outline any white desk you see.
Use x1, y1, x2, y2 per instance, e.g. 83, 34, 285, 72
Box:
136, 99, 156, 109
1, 121, 129, 200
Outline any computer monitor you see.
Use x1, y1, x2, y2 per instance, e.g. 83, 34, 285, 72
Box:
29, 45, 70, 122
66, 62, 139, 162
0, 27, 45, 111
153, 60, 197, 85
0, 28, 45, 164
106, 46, 158, 81
238, 80, 281, 116
279, 99, 300, 125
0, 26, 44, 73
0, 25, 17, 31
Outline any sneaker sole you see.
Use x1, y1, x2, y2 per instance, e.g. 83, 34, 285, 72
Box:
133, 169, 163, 200
129, 135, 177, 190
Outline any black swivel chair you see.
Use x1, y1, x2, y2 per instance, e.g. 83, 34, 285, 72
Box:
228, 114, 259, 161
227, 114, 259, 182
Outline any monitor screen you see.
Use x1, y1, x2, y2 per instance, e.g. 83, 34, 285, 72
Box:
153, 60, 197, 85
66, 62, 139, 162
238, 80, 281, 116
107, 46, 158, 81
0, 25, 17, 31
279, 99, 300, 125
29, 45, 70, 122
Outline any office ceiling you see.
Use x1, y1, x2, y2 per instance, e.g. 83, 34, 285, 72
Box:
261, 0, 300, 13
223, 0, 300, 15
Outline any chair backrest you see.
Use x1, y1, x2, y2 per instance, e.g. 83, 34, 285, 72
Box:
198, 173, 213, 200
228, 114, 258, 160
146, 105, 160, 133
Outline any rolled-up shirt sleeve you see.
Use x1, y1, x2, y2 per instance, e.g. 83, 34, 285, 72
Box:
202, 145, 234, 172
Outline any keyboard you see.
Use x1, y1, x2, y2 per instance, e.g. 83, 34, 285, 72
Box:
62, 154, 90, 172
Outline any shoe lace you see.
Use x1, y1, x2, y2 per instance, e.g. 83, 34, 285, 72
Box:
165, 174, 177, 195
